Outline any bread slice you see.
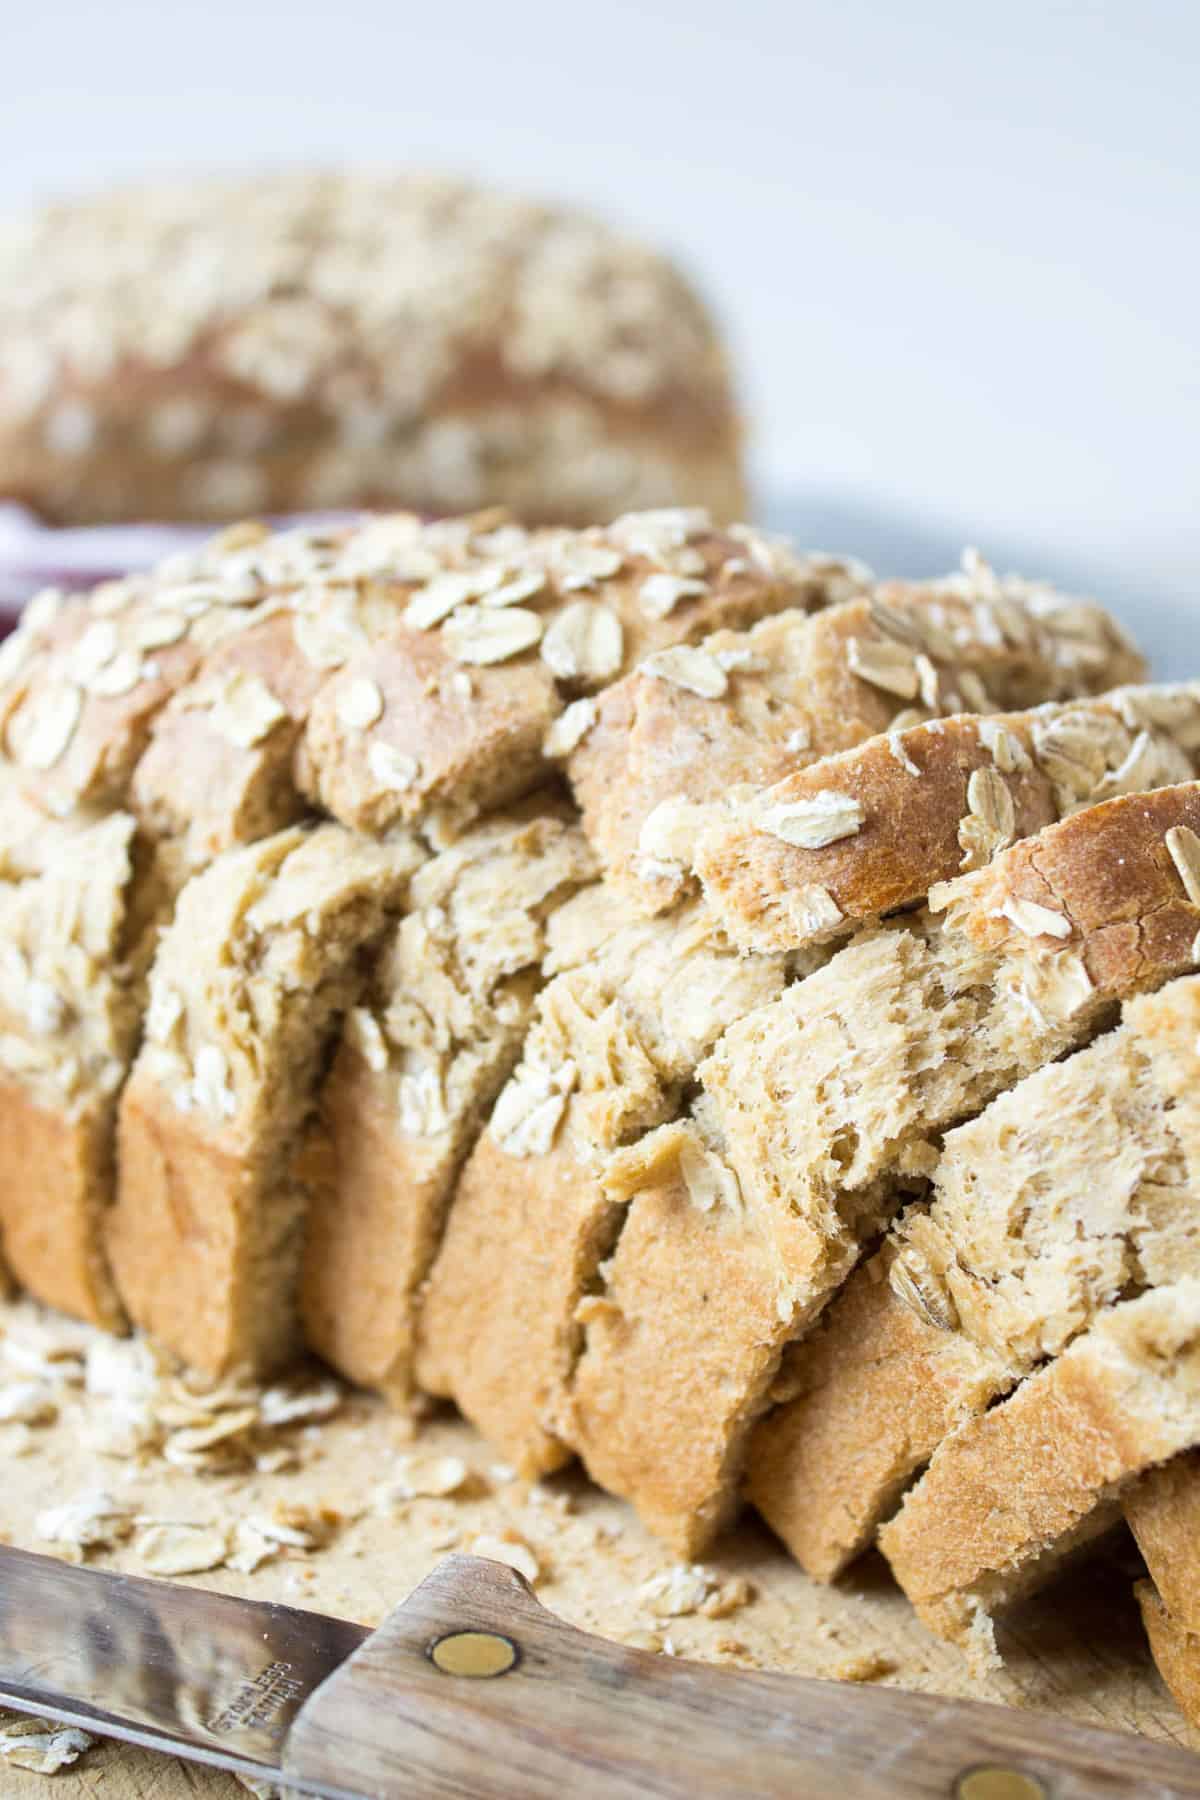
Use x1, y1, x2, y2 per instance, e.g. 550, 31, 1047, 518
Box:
106, 822, 423, 1377
562, 785, 1200, 1555
692, 682, 1199, 954
0, 784, 165, 1329
1127, 1453, 1200, 1725
299, 805, 596, 1402
1120, 968, 1200, 1719
1136, 1581, 1200, 1727
568, 565, 1148, 915
749, 971, 1200, 1579
879, 1282, 1200, 1668
414, 899, 788, 1475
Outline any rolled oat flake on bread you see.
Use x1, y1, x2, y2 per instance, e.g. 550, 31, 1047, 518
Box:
693, 677, 1200, 955
567, 569, 1153, 920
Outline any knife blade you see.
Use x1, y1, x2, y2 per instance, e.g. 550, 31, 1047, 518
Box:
2, 1545, 1200, 1799
0, 1542, 367, 1793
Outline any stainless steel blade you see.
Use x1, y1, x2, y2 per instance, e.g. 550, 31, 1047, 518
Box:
0, 1544, 369, 1794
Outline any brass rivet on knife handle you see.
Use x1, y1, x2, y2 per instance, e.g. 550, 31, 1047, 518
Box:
428, 1629, 520, 1678
955, 1767, 1047, 1800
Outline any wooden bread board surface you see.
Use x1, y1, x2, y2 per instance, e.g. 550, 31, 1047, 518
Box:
0, 1299, 1195, 1797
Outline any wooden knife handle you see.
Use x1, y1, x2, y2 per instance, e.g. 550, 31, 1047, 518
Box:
283, 1554, 1200, 1799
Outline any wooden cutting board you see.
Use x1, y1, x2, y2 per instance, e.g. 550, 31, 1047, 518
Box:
0, 1326, 1196, 1797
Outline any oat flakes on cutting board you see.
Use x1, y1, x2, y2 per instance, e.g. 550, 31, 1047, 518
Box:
0, 1297, 1193, 1798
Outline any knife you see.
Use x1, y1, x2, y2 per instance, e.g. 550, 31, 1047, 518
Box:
0, 1547, 1197, 1799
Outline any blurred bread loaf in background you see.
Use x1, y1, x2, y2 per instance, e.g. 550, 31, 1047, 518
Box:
0, 170, 746, 527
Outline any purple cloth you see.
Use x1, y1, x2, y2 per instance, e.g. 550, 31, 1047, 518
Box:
0, 504, 354, 639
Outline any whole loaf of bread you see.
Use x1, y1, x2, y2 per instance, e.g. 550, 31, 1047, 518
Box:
0, 172, 746, 528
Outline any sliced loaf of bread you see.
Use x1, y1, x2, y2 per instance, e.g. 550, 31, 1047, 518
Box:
564, 787, 1200, 1555
748, 967, 1200, 1579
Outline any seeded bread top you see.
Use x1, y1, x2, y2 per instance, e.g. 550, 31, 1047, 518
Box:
567, 562, 1139, 916
693, 683, 1198, 954
0, 509, 848, 839
0, 170, 746, 527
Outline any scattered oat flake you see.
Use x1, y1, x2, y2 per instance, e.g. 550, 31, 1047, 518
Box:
757, 790, 864, 849
1166, 825, 1200, 906
391, 1452, 470, 1498
483, 569, 546, 608
638, 1564, 712, 1618
136, 1521, 229, 1577
701, 1576, 755, 1619
640, 645, 727, 699
367, 740, 421, 793
0, 1381, 57, 1425
999, 897, 1073, 939
16, 683, 83, 771
227, 1520, 282, 1575
443, 604, 543, 666
541, 600, 623, 685
87, 650, 145, 698
0, 1711, 95, 1774
36, 1490, 135, 1556
337, 677, 385, 732
833, 1650, 897, 1683
467, 1533, 540, 1583
638, 572, 708, 619
258, 1377, 343, 1428
544, 696, 597, 758
248, 1502, 341, 1551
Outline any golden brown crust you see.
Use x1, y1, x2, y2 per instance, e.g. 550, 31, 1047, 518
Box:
564, 1168, 791, 1556
568, 584, 1149, 917
576, 787, 1200, 1560
413, 897, 784, 1477
1136, 1581, 1200, 1728
695, 685, 1198, 955
108, 1071, 275, 1374
415, 1136, 618, 1476
106, 825, 422, 1377
942, 782, 1200, 998
0, 805, 157, 1333
298, 1059, 450, 1397
0, 1084, 125, 1331
745, 1247, 1006, 1580
1126, 1452, 1200, 1631
880, 1284, 1200, 1656
0, 512, 816, 846
298, 807, 596, 1402
130, 610, 326, 870
0, 172, 746, 528
749, 964, 1200, 1582
297, 525, 824, 840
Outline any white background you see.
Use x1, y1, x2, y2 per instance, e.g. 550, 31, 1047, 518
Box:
2, 0, 1196, 669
